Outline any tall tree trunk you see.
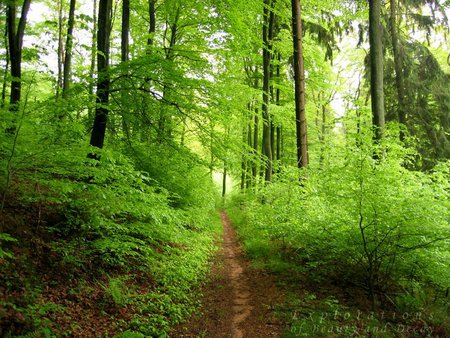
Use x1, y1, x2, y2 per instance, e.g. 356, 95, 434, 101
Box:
158, 5, 180, 143
389, 0, 406, 141
369, 0, 385, 142
275, 53, 281, 162
7, 0, 31, 121
222, 165, 227, 197
89, 0, 112, 150
247, 116, 253, 188
88, 0, 98, 121
120, 0, 130, 137
121, 0, 130, 62
241, 106, 251, 191
291, 0, 309, 168
62, 0, 76, 98
57, 0, 64, 97
262, 0, 274, 182
147, 0, 156, 48
1, 18, 10, 108
252, 108, 259, 180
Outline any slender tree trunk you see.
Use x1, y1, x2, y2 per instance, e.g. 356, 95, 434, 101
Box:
246, 117, 253, 188
120, 0, 130, 137
252, 109, 259, 179
369, 0, 385, 142
7, 0, 32, 119
62, 0, 76, 98
1, 19, 10, 108
291, 0, 309, 168
57, 0, 64, 97
262, 0, 274, 182
209, 121, 214, 177
241, 106, 251, 191
240, 147, 246, 191
88, 0, 98, 121
319, 98, 326, 167
121, 0, 129, 62
389, 0, 406, 141
158, 6, 180, 143
89, 0, 112, 150
148, 0, 156, 48
275, 54, 281, 162
222, 165, 227, 197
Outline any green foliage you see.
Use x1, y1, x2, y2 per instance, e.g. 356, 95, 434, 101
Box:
0, 94, 221, 336
0, 233, 17, 259
103, 276, 131, 307
230, 137, 449, 327
127, 212, 221, 336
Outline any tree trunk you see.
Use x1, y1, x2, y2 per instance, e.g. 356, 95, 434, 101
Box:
240, 139, 246, 191
7, 0, 31, 119
148, 0, 156, 48
222, 165, 227, 197
121, 0, 130, 62
1, 18, 10, 108
389, 0, 406, 141
57, 0, 63, 97
275, 54, 281, 162
291, 0, 309, 168
88, 0, 98, 121
247, 117, 253, 188
369, 0, 385, 142
158, 5, 180, 143
120, 0, 130, 137
252, 109, 259, 180
89, 0, 112, 150
262, 0, 274, 182
62, 0, 76, 98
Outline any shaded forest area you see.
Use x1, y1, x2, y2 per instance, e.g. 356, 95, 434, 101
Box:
0, 0, 449, 336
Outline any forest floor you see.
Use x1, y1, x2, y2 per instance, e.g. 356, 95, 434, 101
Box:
173, 211, 286, 337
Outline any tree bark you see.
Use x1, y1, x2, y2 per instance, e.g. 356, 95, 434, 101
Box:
389, 0, 406, 141
252, 108, 259, 180
247, 116, 253, 188
121, 0, 130, 62
7, 0, 31, 117
62, 0, 77, 98
120, 0, 130, 137
275, 53, 281, 162
291, 0, 309, 168
148, 0, 156, 48
262, 0, 274, 182
88, 0, 98, 121
57, 0, 63, 97
222, 165, 227, 197
89, 0, 112, 150
369, 0, 385, 141
158, 5, 180, 143
1, 17, 10, 108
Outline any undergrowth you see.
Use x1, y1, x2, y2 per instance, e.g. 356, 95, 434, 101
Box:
0, 131, 222, 337
227, 143, 450, 337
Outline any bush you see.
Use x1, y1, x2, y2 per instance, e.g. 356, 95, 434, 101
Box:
233, 145, 450, 307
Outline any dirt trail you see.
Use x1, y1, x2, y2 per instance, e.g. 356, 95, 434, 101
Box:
173, 211, 284, 337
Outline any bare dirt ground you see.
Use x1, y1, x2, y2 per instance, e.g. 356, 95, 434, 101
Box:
173, 211, 285, 338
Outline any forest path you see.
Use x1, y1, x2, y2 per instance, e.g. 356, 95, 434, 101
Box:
173, 211, 284, 337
